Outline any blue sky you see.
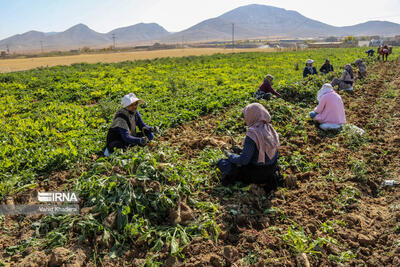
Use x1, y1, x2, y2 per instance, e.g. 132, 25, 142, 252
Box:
1, 0, 400, 40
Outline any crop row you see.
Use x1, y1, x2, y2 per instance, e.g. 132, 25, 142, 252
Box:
0, 48, 389, 197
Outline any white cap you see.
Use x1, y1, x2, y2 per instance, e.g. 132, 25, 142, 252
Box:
306, 59, 314, 64
121, 93, 143, 108
265, 74, 274, 80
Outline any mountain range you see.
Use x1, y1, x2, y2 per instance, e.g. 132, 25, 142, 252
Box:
2, 4, 400, 52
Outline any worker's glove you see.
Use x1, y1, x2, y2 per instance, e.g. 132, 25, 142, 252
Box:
143, 126, 159, 135
149, 126, 159, 133
138, 137, 147, 146
309, 111, 317, 119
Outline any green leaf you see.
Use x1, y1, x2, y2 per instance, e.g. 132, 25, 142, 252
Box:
170, 237, 179, 255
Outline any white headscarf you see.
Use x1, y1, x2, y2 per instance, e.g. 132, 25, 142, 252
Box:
317, 83, 334, 102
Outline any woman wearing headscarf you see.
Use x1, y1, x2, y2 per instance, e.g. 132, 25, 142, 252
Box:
104, 93, 158, 156
309, 84, 346, 131
217, 103, 283, 192
255, 74, 281, 100
319, 59, 334, 74
331, 64, 354, 91
303, 59, 318, 78
354, 59, 367, 79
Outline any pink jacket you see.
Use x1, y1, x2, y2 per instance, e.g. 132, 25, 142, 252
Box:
314, 90, 346, 124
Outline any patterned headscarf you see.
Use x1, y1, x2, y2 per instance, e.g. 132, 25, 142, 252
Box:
242, 103, 280, 163
317, 83, 334, 102
344, 64, 354, 79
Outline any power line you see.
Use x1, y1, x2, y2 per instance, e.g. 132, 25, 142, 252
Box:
232, 23, 235, 49
112, 33, 116, 49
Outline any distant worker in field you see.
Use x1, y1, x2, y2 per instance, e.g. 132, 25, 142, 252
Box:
378, 45, 391, 61
365, 49, 375, 57
354, 59, 367, 79
331, 64, 354, 92
303, 59, 318, 78
319, 59, 334, 74
216, 103, 283, 193
104, 93, 158, 156
255, 74, 281, 100
309, 83, 346, 131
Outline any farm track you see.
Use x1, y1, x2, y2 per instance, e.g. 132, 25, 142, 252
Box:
1, 60, 400, 266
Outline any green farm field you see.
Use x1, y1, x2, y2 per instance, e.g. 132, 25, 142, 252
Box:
1, 48, 400, 266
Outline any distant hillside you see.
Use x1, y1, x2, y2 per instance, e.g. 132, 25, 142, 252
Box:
0, 23, 170, 52
2, 4, 400, 52
339, 21, 400, 36
108, 23, 170, 43
0, 31, 46, 51
163, 4, 400, 42
45, 24, 110, 48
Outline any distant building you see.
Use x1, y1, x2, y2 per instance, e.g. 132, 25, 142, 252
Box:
358, 41, 370, 47
0, 51, 8, 58
369, 39, 383, 47
307, 42, 343, 48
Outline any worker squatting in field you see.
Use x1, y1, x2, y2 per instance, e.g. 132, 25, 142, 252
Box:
303, 59, 318, 77
216, 103, 284, 193
104, 93, 158, 156
354, 59, 367, 79
254, 74, 281, 100
331, 64, 355, 92
309, 83, 347, 131
319, 59, 334, 74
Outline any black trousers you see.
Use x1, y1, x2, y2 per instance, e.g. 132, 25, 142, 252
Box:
107, 132, 145, 153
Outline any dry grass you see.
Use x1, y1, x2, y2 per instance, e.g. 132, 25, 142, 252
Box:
0, 48, 279, 73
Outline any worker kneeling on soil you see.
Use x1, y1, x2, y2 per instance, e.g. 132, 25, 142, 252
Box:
216, 103, 283, 193
309, 83, 346, 131
104, 93, 158, 156
354, 58, 367, 79
331, 64, 354, 92
319, 59, 334, 74
303, 59, 318, 78
254, 74, 281, 100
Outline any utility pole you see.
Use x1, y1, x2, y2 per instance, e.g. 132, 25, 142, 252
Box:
232, 23, 235, 50
6, 44, 9, 53
112, 33, 116, 49
40, 40, 43, 53
182, 35, 184, 49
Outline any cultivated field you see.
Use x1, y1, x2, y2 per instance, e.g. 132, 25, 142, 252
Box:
0, 48, 399, 266
0, 48, 277, 73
